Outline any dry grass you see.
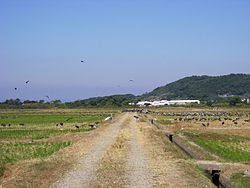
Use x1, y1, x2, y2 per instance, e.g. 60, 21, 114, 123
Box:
137, 120, 215, 187
93, 118, 131, 187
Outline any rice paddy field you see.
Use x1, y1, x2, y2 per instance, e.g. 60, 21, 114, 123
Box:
0, 108, 119, 177
152, 107, 250, 187
1, 107, 250, 187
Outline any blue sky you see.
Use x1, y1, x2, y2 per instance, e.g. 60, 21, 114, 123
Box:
0, 0, 250, 101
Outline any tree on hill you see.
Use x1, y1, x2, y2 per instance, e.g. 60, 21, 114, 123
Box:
228, 97, 241, 106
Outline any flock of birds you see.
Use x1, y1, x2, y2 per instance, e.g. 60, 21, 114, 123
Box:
124, 109, 250, 127
14, 80, 50, 100
14, 80, 29, 90
13, 59, 135, 101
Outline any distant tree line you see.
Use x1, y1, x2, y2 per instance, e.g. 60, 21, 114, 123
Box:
0, 95, 249, 109
0, 94, 136, 109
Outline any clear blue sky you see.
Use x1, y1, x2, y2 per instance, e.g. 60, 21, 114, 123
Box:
1, 0, 250, 101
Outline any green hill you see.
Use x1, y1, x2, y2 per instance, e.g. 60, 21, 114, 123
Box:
140, 74, 250, 101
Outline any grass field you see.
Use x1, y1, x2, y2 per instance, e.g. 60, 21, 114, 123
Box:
0, 114, 106, 124
0, 128, 93, 140
183, 132, 250, 163
0, 142, 71, 176
0, 109, 115, 177
230, 173, 250, 188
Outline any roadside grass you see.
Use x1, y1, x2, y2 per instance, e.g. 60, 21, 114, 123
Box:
96, 122, 129, 187
230, 173, 250, 188
183, 132, 250, 163
0, 142, 71, 176
156, 116, 175, 125
0, 127, 94, 140
0, 165, 4, 177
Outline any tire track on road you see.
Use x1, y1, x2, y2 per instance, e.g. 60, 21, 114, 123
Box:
125, 117, 153, 188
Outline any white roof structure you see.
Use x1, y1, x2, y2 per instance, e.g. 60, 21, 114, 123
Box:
135, 100, 200, 106
137, 101, 152, 106
167, 100, 200, 105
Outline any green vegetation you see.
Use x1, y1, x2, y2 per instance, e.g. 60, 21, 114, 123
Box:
0, 142, 71, 163
0, 165, 4, 177
157, 116, 173, 125
0, 114, 104, 124
0, 142, 71, 176
230, 173, 250, 188
141, 73, 250, 102
66, 94, 135, 107
0, 128, 92, 140
183, 132, 250, 163
227, 96, 241, 106
0, 109, 109, 177
0, 94, 135, 108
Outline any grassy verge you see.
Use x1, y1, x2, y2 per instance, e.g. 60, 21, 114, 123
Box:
230, 173, 250, 188
0, 165, 4, 177
95, 121, 129, 187
0, 126, 94, 140
183, 132, 250, 163
0, 142, 71, 176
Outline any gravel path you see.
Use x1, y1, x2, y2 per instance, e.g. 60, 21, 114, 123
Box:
125, 118, 153, 188
50, 114, 128, 188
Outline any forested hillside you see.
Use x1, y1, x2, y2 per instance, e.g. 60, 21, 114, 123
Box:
141, 74, 250, 101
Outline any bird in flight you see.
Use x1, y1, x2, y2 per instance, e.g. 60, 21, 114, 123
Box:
45, 96, 50, 99
14, 88, 17, 90
81, 60, 85, 63
129, 80, 134, 82
25, 80, 29, 84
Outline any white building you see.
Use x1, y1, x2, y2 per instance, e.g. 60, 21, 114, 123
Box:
151, 100, 169, 106
137, 101, 152, 106
135, 100, 200, 106
241, 98, 250, 104
167, 100, 200, 105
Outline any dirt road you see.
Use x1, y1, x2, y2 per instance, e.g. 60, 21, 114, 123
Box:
50, 113, 214, 188
50, 114, 129, 188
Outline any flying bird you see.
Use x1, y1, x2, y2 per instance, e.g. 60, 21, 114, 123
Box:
129, 80, 134, 82
81, 60, 85, 63
25, 80, 29, 84
14, 88, 17, 90
45, 96, 50, 99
